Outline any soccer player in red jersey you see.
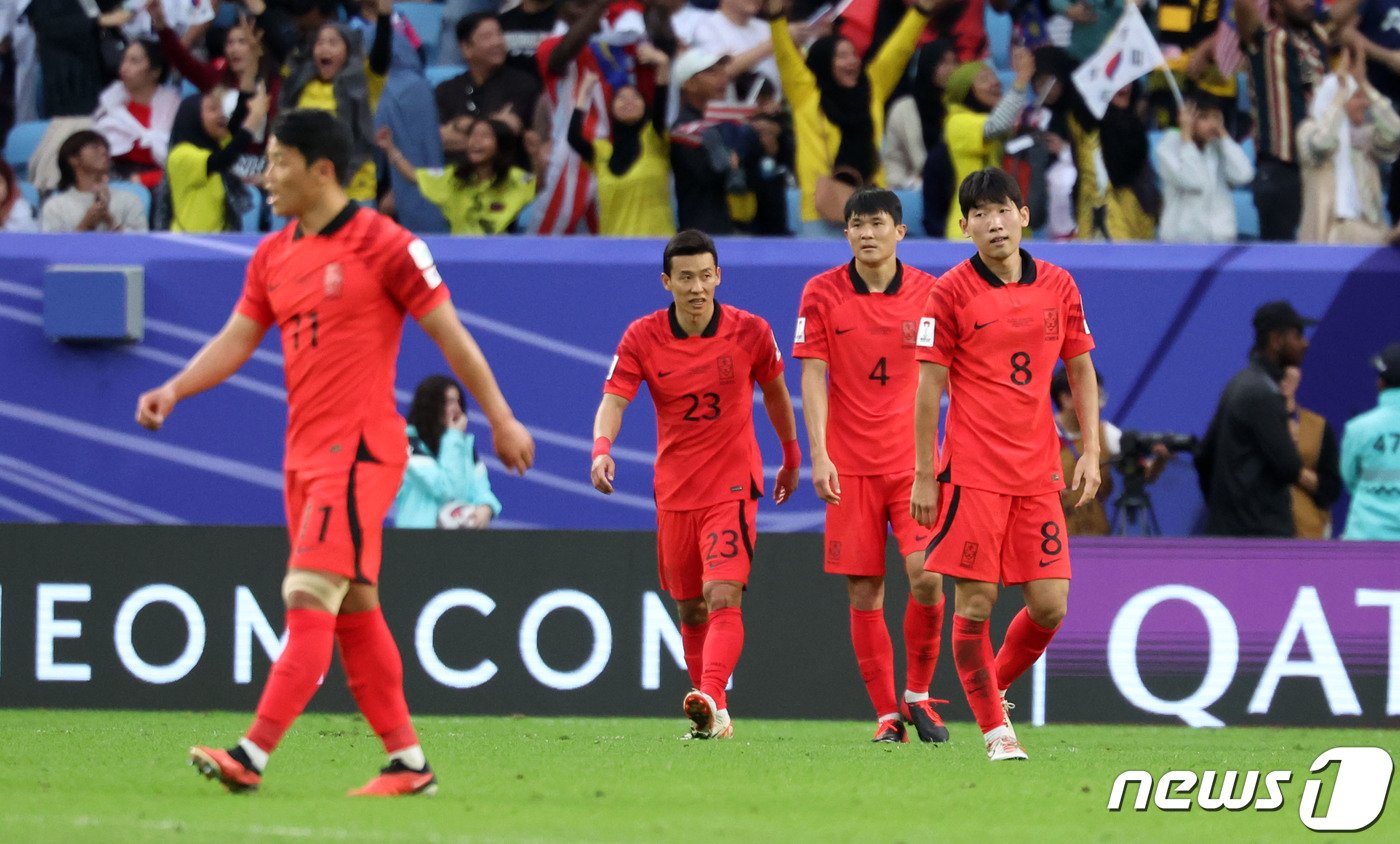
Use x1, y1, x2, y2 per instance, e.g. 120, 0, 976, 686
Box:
590, 229, 801, 740
135, 109, 535, 795
792, 188, 949, 745
911, 168, 1100, 761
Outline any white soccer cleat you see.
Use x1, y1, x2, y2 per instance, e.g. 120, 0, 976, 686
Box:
985, 731, 1029, 762
683, 690, 718, 735
709, 708, 733, 740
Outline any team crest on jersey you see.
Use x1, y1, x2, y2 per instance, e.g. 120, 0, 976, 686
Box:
960, 542, 979, 567
902, 320, 917, 347
1043, 308, 1060, 341
717, 355, 734, 383
323, 263, 343, 298
828, 541, 842, 561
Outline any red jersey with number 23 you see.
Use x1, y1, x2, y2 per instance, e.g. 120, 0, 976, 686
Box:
605, 303, 784, 511
792, 260, 937, 476
235, 206, 451, 472
915, 250, 1094, 496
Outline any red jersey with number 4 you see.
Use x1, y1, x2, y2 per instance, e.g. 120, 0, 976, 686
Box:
915, 250, 1094, 496
235, 206, 451, 471
792, 260, 937, 476
605, 303, 784, 510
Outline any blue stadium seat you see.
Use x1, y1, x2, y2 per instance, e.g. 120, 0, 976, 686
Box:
894, 189, 923, 235
397, 3, 445, 59
180, 78, 199, 98
111, 181, 151, 220
18, 179, 39, 210
425, 64, 462, 88
4, 119, 49, 171
1233, 189, 1259, 240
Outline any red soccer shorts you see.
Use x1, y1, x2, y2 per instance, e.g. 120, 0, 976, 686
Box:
656, 499, 758, 601
923, 485, 1071, 585
284, 459, 405, 585
824, 471, 926, 576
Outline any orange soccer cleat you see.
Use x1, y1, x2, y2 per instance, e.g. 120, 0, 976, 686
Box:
348, 760, 439, 797
189, 745, 262, 793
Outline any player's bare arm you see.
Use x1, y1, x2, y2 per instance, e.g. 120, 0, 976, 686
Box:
417, 302, 535, 474
911, 361, 949, 527
1064, 351, 1102, 507
800, 358, 840, 505
590, 393, 629, 494
759, 374, 801, 505
135, 313, 267, 431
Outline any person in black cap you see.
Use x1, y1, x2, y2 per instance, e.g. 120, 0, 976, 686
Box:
1195, 300, 1321, 536
1339, 342, 1400, 541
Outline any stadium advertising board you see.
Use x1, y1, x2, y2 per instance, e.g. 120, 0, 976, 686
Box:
0, 526, 1395, 727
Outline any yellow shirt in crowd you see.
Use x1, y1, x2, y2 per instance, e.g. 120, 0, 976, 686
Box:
416, 166, 536, 235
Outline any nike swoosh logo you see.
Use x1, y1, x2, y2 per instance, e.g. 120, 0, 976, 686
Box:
915, 535, 929, 543
1038, 559, 1058, 567
835, 328, 854, 335
658, 370, 673, 377
974, 321, 997, 330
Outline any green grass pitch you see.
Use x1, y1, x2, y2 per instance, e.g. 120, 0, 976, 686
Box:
1, 710, 1395, 842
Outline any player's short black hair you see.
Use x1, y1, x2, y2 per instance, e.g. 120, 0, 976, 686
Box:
270, 109, 353, 185
958, 167, 1024, 218
844, 187, 902, 226
1049, 365, 1104, 411
456, 12, 499, 44
56, 130, 109, 191
663, 229, 718, 275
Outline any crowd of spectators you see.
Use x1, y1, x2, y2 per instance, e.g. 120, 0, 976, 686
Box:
4, 0, 1400, 242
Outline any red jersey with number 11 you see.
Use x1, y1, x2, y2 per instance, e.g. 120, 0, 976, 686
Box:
235, 206, 450, 472
915, 250, 1094, 496
605, 303, 784, 511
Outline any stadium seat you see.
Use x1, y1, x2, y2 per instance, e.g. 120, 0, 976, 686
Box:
894, 189, 923, 235
181, 78, 199, 98
425, 64, 462, 88
4, 119, 49, 172
1233, 189, 1259, 240
111, 180, 152, 220
18, 179, 39, 210
786, 186, 801, 234
397, 3, 445, 59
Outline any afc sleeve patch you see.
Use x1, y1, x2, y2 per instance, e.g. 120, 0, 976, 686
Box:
794, 316, 806, 344
916, 317, 936, 348
407, 238, 443, 289
606, 355, 619, 380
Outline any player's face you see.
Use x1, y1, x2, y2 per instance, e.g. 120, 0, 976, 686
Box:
313, 26, 349, 81
661, 253, 721, 319
960, 196, 1029, 260
844, 210, 905, 265
263, 137, 325, 218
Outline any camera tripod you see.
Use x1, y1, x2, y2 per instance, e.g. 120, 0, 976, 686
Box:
1110, 473, 1161, 537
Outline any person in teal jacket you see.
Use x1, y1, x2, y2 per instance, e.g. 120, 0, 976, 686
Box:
394, 375, 503, 529
1341, 343, 1400, 541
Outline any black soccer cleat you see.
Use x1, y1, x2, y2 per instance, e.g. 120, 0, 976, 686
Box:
872, 718, 908, 744
901, 698, 951, 743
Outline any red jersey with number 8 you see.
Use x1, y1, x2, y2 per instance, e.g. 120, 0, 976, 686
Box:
915, 250, 1094, 496
605, 303, 784, 511
234, 206, 451, 471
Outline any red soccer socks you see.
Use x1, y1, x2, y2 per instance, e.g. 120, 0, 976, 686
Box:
995, 607, 1059, 693
337, 607, 419, 754
951, 614, 1005, 734
850, 607, 897, 719
680, 620, 710, 690
902, 595, 944, 696
700, 607, 743, 709
246, 607, 337, 753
